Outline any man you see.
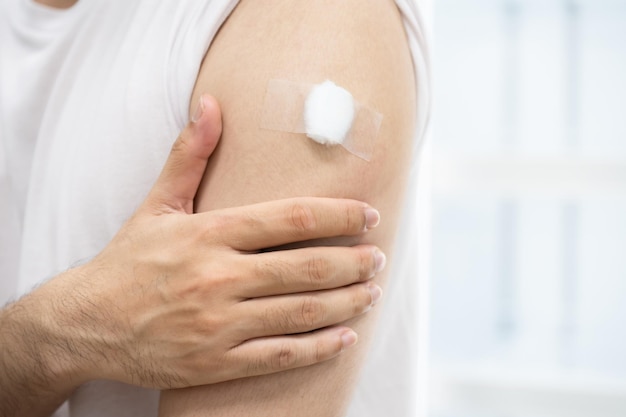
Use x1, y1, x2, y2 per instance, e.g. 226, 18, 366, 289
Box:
0, 0, 429, 416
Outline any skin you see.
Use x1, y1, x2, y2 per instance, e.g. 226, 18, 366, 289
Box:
0, 96, 385, 417
160, 0, 417, 416
33, 0, 77, 9
19, 0, 418, 415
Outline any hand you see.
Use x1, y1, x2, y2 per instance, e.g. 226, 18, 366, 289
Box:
28, 95, 386, 391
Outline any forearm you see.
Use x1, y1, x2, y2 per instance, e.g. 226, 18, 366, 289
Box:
0, 273, 86, 417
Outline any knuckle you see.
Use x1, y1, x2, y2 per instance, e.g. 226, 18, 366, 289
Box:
343, 204, 357, 234
198, 313, 221, 335
173, 277, 205, 299
210, 268, 240, 293
299, 296, 325, 328
342, 203, 363, 234
306, 256, 331, 286
273, 344, 298, 370
289, 203, 317, 233
357, 249, 373, 281
171, 131, 193, 159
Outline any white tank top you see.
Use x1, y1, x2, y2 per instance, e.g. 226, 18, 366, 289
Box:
0, 1, 430, 416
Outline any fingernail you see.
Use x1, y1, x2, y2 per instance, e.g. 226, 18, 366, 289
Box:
364, 208, 380, 230
191, 96, 205, 124
374, 249, 387, 274
341, 330, 358, 350
368, 283, 383, 305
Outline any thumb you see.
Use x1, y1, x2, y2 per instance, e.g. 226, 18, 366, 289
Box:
146, 94, 222, 214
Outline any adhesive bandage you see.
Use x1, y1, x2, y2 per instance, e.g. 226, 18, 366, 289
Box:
260, 79, 383, 161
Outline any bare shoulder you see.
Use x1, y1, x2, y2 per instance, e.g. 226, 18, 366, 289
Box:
189, 0, 417, 209
194, 0, 414, 92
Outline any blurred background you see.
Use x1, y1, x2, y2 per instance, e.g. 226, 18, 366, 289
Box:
427, 0, 626, 416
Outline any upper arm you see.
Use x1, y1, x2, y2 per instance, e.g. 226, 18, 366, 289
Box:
160, 0, 417, 415
190, 0, 416, 211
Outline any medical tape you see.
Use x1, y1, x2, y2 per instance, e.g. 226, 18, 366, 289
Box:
260, 79, 383, 161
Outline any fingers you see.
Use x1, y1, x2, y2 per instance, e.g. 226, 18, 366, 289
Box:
146, 94, 222, 214
206, 197, 381, 251
227, 326, 358, 378
241, 245, 386, 298
237, 282, 382, 339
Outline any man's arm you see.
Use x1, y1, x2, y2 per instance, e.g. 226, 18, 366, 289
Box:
159, 0, 417, 416
0, 96, 379, 417
0, 281, 83, 417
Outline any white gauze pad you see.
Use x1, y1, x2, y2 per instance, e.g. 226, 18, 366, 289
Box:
260, 79, 383, 161
304, 80, 355, 145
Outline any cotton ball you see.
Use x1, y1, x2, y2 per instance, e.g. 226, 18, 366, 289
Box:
304, 80, 355, 145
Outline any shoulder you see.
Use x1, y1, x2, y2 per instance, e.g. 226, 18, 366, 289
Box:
190, 0, 416, 206
193, 0, 415, 117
